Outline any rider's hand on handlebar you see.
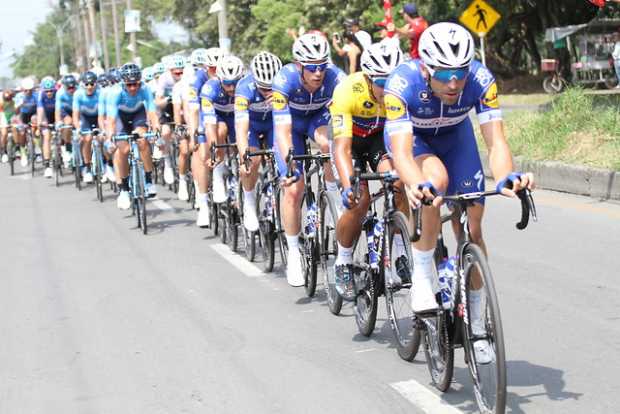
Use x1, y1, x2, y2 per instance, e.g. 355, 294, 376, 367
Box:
406, 181, 442, 208
496, 172, 535, 198
281, 169, 300, 187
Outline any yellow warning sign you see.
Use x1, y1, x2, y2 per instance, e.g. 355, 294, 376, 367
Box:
459, 0, 501, 37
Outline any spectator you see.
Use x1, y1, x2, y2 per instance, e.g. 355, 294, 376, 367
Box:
612, 31, 620, 88
344, 18, 372, 49
387, 3, 429, 59
332, 30, 363, 74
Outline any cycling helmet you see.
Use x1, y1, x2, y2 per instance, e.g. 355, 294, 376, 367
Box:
62, 74, 77, 89
120, 63, 142, 83
190, 48, 208, 66
360, 41, 404, 78
107, 68, 121, 83
418, 22, 474, 69
81, 71, 98, 85
216, 55, 244, 82
167, 55, 187, 70
250, 52, 282, 88
21, 77, 35, 90
292, 33, 330, 63
205, 47, 223, 68
40, 76, 56, 91
143, 66, 154, 82
153, 62, 166, 76
97, 73, 109, 87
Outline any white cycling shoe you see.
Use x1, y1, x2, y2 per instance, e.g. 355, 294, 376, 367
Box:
117, 191, 131, 210
1, 153, 8, 163
105, 165, 116, 183
410, 272, 439, 313
243, 200, 259, 232
212, 163, 227, 203
44, 167, 53, 178
286, 249, 304, 287
146, 183, 157, 198
178, 179, 189, 201
196, 203, 210, 228
164, 165, 174, 185
83, 171, 93, 183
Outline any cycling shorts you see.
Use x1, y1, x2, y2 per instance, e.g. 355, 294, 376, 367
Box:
349, 131, 388, 173
19, 111, 36, 125
196, 112, 236, 145
384, 117, 485, 203
248, 120, 273, 149
159, 101, 174, 124
59, 108, 73, 119
116, 107, 147, 135
274, 108, 331, 177
80, 114, 98, 133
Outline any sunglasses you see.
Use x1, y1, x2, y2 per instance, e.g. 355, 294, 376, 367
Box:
428, 66, 470, 83
222, 79, 238, 86
125, 82, 139, 88
257, 86, 272, 93
302, 62, 328, 73
172, 70, 184, 76
85, 82, 96, 87
371, 77, 387, 88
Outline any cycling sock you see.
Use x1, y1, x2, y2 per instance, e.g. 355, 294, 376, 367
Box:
286, 234, 300, 251
197, 192, 207, 206
121, 176, 130, 191
164, 156, 171, 168
411, 247, 435, 281
335, 242, 353, 266
469, 289, 485, 335
65, 142, 72, 153
244, 190, 255, 204
145, 171, 152, 184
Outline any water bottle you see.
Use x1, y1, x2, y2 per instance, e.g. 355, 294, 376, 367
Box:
367, 228, 378, 269
437, 256, 457, 310
264, 184, 273, 218
305, 203, 317, 238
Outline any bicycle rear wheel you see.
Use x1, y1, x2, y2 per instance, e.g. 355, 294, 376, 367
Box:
257, 182, 275, 272
353, 228, 378, 337
301, 192, 319, 298
422, 310, 454, 392
28, 134, 35, 177
461, 243, 506, 414
319, 190, 342, 315
385, 211, 421, 361
8, 136, 15, 176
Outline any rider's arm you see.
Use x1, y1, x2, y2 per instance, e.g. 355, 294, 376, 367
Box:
234, 94, 250, 155
272, 83, 293, 166
172, 83, 183, 126
330, 83, 355, 189
54, 91, 62, 126
72, 91, 81, 130
105, 90, 119, 138
200, 95, 218, 161
97, 90, 106, 131
142, 87, 160, 131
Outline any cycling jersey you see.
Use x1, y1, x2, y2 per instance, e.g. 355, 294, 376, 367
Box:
73, 87, 100, 132
18, 92, 37, 115
384, 59, 502, 201
235, 74, 273, 148
156, 71, 176, 99
189, 68, 209, 106
0, 96, 16, 126
55, 87, 75, 118
198, 78, 235, 143
329, 71, 385, 139
106, 82, 155, 134
37, 90, 56, 124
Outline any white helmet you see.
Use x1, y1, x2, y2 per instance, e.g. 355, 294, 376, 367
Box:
292, 33, 330, 63
251, 52, 283, 88
167, 54, 187, 70
418, 22, 475, 69
360, 41, 403, 78
190, 48, 208, 66
205, 47, 223, 68
21, 77, 35, 90
216, 55, 244, 82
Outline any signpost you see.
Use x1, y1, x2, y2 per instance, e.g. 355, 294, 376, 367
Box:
459, 0, 501, 66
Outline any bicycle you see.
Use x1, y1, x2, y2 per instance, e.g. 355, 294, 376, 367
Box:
285, 147, 332, 298
210, 141, 242, 250
6, 129, 15, 176
83, 128, 105, 202
71, 129, 84, 190
415, 188, 537, 414
52, 125, 72, 187
14, 123, 36, 175
113, 131, 159, 235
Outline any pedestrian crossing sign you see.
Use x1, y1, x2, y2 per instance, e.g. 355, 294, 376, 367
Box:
459, 0, 501, 37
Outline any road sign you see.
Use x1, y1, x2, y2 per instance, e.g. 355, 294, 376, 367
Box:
459, 0, 501, 36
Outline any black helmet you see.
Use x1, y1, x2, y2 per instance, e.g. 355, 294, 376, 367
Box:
62, 74, 77, 89
120, 63, 141, 83
107, 68, 120, 83
97, 73, 109, 87
81, 71, 98, 85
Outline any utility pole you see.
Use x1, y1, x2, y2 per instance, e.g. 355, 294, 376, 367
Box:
126, 0, 137, 63
98, 0, 110, 69
110, 0, 122, 67
72, 1, 86, 71
86, 0, 100, 69
81, 7, 91, 67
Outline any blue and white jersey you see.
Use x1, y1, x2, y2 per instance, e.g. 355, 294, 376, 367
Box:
189, 68, 209, 106
234, 74, 272, 124
384, 59, 502, 138
271, 63, 345, 125
18, 91, 38, 114
199, 78, 234, 125
55, 87, 74, 113
37, 90, 56, 113
106, 82, 156, 118
72, 87, 100, 116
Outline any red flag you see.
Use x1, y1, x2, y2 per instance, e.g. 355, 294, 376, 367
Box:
376, 0, 396, 38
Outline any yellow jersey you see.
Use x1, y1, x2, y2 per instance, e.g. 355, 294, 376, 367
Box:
329, 71, 385, 140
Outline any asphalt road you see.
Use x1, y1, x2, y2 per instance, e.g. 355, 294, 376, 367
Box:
1, 162, 619, 414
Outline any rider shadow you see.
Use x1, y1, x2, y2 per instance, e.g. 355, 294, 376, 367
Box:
438, 360, 582, 414
147, 218, 195, 234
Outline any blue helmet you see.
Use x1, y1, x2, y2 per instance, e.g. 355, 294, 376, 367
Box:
81, 71, 98, 85
62, 74, 77, 89
107, 68, 121, 83
120, 63, 141, 83
40, 76, 56, 91
97, 73, 109, 87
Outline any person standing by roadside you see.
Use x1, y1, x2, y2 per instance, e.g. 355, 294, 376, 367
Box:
612, 31, 620, 88
387, 3, 429, 59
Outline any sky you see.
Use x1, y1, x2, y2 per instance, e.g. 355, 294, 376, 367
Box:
0, 0, 54, 78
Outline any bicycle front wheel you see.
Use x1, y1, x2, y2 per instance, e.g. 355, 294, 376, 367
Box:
319, 190, 342, 315
353, 228, 378, 337
385, 211, 421, 361
461, 243, 506, 414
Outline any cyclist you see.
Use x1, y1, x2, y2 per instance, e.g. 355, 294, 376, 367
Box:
55, 74, 78, 168
272, 32, 345, 286
171, 62, 196, 201
155, 54, 187, 185
98, 72, 119, 182
0, 89, 16, 163
384, 22, 534, 362
152, 62, 166, 86
105, 63, 161, 210
235, 51, 282, 232
196, 54, 244, 227
330, 41, 408, 298
36, 76, 58, 178
13, 77, 38, 167
188, 47, 222, 218
72, 71, 101, 183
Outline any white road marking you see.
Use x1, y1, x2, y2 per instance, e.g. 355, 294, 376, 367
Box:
152, 200, 173, 211
209, 243, 264, 278
390, 379, 464, 414
354, 348, 377, 353
10, 174, 31, 180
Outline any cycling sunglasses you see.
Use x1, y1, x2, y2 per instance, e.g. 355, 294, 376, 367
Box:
302, 62, 328, 73
427, 66, 470, 83
172, 70, 184, 76
371, 76, 388, 88
221, 79, 238, 86
84, 82, 96, 87
125, 82, 139, 88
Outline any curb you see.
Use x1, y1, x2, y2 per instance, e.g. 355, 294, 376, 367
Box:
480, 153, 620, 201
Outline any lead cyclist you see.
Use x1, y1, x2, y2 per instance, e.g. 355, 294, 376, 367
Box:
384, 22, 535, 363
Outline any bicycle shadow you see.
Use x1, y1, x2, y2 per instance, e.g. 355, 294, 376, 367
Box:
438, 360, 582, 414
146, 218, 195, 234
